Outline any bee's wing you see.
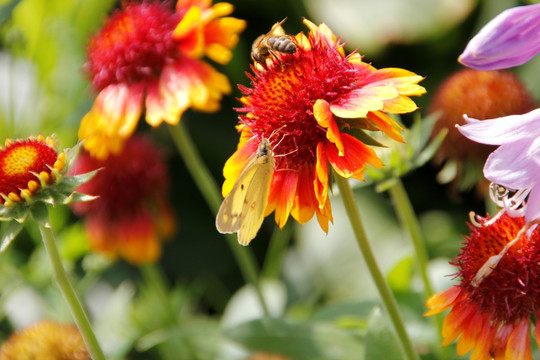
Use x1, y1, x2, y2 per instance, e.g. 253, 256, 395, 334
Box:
236, 158, 274, 245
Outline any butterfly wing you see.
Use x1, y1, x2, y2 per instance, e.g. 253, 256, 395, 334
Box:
236, 158, 274, 245
215, 158, 259, 234
216, 139, 275, 246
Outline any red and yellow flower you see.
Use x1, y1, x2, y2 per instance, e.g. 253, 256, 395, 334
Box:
425, 214, 540, 359
70, 136, 175, 264
80, 0, 246, 159
0, 135, 65, 206
224, 19, 425, 232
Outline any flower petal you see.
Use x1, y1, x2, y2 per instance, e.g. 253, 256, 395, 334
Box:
330, 86, 398, 118
505, 320, 532, 360
424, 285, 462, 316
524, 184, 540, 223
273, 170, 298, 229
314, 99, 344, 155
483, 139, 540, 189
291, 164, 316, 224
458, 109, 540, 145
314, 142, 330, 208
459, 3, 540, 70
366, 111, 404, 143
221, 140, 258, 196
326, 133, 383, 178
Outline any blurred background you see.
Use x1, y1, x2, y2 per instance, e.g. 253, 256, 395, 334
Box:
1, 0, 539, 359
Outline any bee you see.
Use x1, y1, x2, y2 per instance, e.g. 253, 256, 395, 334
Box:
251, 19, 298, 67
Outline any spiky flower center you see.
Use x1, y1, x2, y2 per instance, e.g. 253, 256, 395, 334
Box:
0, 136, 60, 204
238, 36, 360, 170
455, 215, 540, 323
87, 2, 180, 90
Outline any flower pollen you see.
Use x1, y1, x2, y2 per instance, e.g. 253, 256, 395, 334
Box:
239, 37, 359, 170
0, 135, 62, 206
87, 2, 180, 90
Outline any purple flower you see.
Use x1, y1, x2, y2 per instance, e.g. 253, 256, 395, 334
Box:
458, 3, 540, 70
458, 109, 540, 223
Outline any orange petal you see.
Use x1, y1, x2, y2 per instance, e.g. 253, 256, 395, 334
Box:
441, 301, 476, 346
471, 317, 498, 360
424, 285, 462, 316
176, 0, 211, 11
457, 310, 484, 356
314, 142, 329, 207
505, 320, 532, 360
491, 323, 514, 359
315, 196, 333, 233
367, 111, 404, 143
326, 133, 383, 178
314, 99, 344, 155
291, 165, 317, 224
273, 170, 298, 229
173, 6, 204, 57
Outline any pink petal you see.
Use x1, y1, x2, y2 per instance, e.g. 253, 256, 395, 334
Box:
525, 185, 540, 223
459, 3, 540, 70
483, 140, 540, 188
458, 109, 540, 145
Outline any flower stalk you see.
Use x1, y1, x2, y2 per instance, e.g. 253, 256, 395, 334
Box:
168, 122, 270, 316
334, 174, 419, 360
388, 179, 433, 296
38, 209, 105, 360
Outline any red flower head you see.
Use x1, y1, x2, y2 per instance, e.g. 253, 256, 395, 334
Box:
0, 135, 64, 206
80, 0, 246, 159
425, 214, 540, 359
70, 136, 175, 264
219, 19, 425, 243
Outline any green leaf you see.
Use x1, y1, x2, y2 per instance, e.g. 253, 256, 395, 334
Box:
224, 318, 364, 359
387, 256, 414, 292
0, 220, 24, 252
364, 308, 403, 360
29, 202, 50, 228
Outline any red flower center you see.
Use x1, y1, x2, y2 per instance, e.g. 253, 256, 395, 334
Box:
0, 139, 58, 204
70, 136, 168, 219
237, 35, 361, 171
87, 2, 180, 90
455, 215, 540, 323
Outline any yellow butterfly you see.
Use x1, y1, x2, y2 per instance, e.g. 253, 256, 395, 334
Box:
216, 138, 274, 246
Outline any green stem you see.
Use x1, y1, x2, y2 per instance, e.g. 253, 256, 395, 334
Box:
334, 175, 419, 360
38, 223, 105, 360
388, 179, 433, 296
168, 123, 270, 316
388, 179, 446, 358
262, 222, 292, 279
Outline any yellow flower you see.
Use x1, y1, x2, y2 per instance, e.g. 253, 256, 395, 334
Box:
0, 320, 89, 360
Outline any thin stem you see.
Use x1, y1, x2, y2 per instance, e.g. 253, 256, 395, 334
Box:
38, 223, 105, 360
388, 179, 446, 358
262, 222, 292, 279
388, 179, 433, 296
334, 175, 419, 360
168, 122, 270, 316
